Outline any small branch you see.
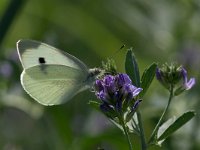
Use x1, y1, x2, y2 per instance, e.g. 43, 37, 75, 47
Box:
137, 110, 147, 150
118, 114, 133, 150
122, 119, 133, 150
148, 84, 174, 145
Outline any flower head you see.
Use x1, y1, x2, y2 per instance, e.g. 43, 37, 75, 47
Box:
156, 63, 183, 89
94, 73, 142, 116
156, 63, 195, 95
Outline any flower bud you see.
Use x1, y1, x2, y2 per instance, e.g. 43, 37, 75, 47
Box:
156, 63, 195, 95
156, 63, 184, 89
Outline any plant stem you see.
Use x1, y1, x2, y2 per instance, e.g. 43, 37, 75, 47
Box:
121, 117, 133, 150
148, 84, 174, 145
137, 110, 147, 150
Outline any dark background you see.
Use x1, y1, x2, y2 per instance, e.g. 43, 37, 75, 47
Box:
0, 0, 199, 150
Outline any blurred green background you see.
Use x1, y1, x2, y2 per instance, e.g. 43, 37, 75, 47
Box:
0, 0, 200, 150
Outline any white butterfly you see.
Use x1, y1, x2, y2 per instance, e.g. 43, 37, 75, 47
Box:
17, 39, 101, 106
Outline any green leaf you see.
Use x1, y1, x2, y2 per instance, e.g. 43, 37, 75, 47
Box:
110, 119, 123, 131
157, 111, 196, 142
157, 117, 176, 145
140, 63, 157, 97
125, 109, 136, 123
125, 48, 140, 87
88, 100, 101, 111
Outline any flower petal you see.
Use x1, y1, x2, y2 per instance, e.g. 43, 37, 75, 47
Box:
181, 67, 188, 83
95, 80, 104, 92
156, 67, 162, 81
104, 75, 115, 85
100, 102, 112, 112
132, 87, 143, 97
117, 73, 132, 87
185, 78, 195, 90
132, 99, 142, 111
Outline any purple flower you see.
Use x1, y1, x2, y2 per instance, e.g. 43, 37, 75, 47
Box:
156, 67, 162, 81
116, 73, 132, 87
95, 80, 104, 92
121, 84, 142, 100
95, 73, 142, 112
132, 99, 142, 110
96, 91, 106, 101
156, 64, 195, 93
104, 75, 115, 85
0, 61, 13, 78
104, 75, 116, 94
180, 68, 195, 90
100, 102, 114, 112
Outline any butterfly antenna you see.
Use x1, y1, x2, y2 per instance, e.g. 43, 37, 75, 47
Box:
99, 44, 126, 76
119, 44, 126, 50
112, 44, 126, 58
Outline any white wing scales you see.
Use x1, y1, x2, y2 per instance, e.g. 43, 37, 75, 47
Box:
21, 65, 89, 105
17, 39, 92, 105
17, 39, 88, 72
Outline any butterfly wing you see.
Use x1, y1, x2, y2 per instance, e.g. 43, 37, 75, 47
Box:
17, 39, 92, 105
17, 39, 88, 73
21, 65, 89, 105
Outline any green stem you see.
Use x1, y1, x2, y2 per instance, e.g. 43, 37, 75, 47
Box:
120, 116, 133, 150
137, 110, 147, 150
148, 84, 174, 145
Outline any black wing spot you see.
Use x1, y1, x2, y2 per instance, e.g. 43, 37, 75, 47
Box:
39, 57, 46, 64
38, 57, 47, 74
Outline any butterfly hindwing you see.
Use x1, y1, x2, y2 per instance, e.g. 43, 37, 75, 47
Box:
21, 65, 89, 105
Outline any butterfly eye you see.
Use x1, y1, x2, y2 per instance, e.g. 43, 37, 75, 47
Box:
39, 57, 46, 64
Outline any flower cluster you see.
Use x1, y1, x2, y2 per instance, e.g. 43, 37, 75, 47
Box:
156, 63, 195, 95
94, 73, 142, 120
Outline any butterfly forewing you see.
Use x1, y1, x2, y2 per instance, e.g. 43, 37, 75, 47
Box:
17, 39, 88, 73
